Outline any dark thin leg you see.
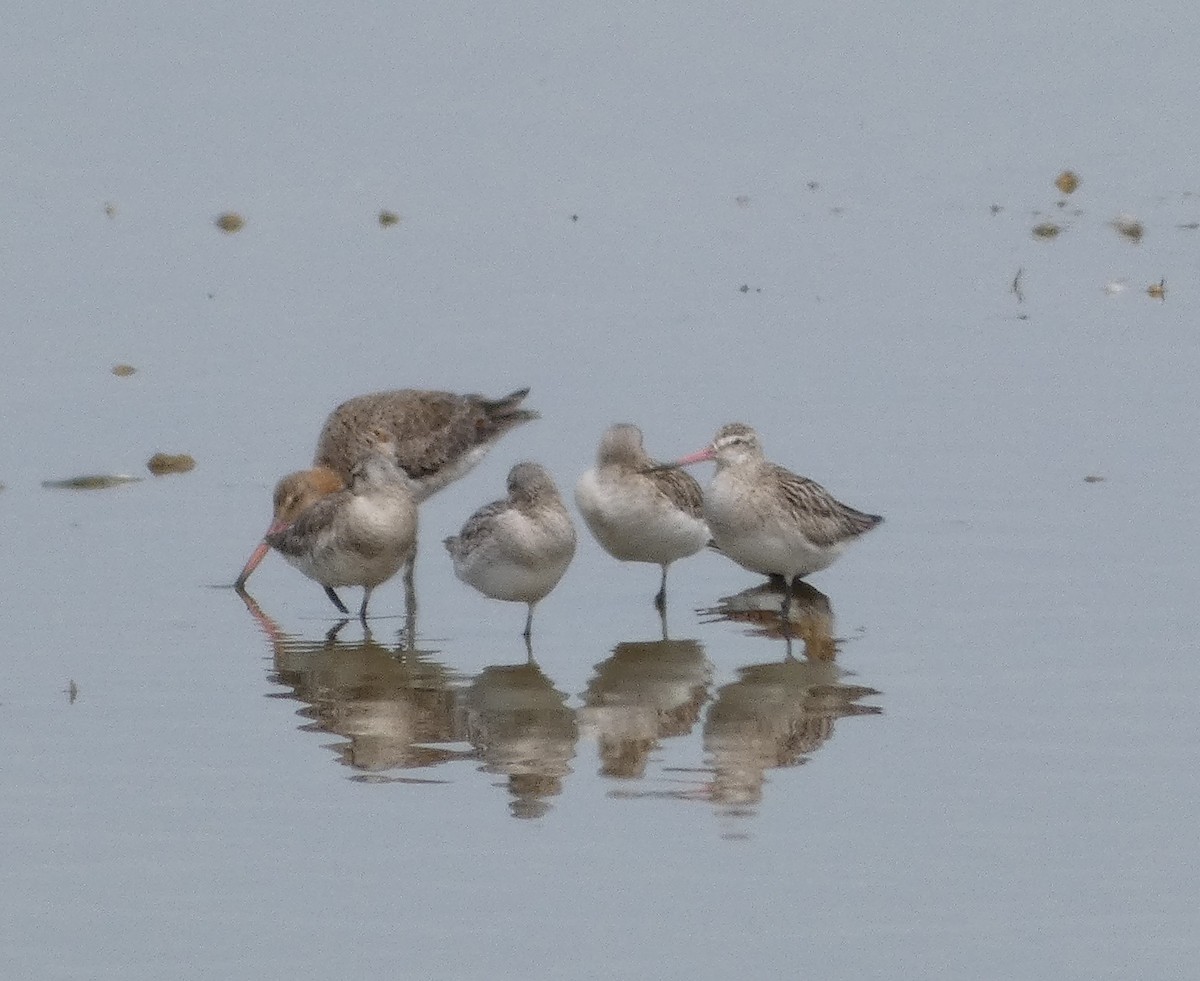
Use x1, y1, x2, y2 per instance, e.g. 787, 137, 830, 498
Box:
358, 587, 373, 622
324, 586, 349, 615
653, 565, 668, 612
403, 550, 416, 595
523, 603, 534, 640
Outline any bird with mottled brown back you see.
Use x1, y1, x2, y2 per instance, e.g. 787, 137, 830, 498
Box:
314, 387, 539, 501
673, 422, 881, 622
236, 387, 538, 589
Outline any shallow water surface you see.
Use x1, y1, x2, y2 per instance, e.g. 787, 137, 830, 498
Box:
3, 1, 1199, 978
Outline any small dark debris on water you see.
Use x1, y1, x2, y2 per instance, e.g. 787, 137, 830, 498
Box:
990, 204, 1003, 214
1176, 221, 1199, 230
1083, 475, 1106, 483
378, 210, 400, 227
738, 284, 762, 294
43, 474, 142, 490
103, 202, 117, 219
147, 453, 196, 476
1032, 222, 1061, 239
569, 214, 579, 222
1111, 214, 1143, 242
1011, 267, 1025, 303
1054, 170, 1080, 195
1147, 279, 1166, 300
734, 195, 750, 207
215, 212, 245, 233
807, 181, 820, 191
111, 363, 136, 377
66, 680, 78, 704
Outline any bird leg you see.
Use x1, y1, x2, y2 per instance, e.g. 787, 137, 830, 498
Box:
523, 603, 534, 640
654, 565, 668, 612
358, 587, 373, 622
324, 586, 349, 615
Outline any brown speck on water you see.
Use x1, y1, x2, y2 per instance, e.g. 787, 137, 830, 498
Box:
103, 202, 117, 218
1147, 279, 1166, 300
1054, 170, 1080, 195
1032, 222, 1061, 239
111, 363, 136, 377
43, 474, 142, 490
1111, 213, 1143, 242
378, 210, 400, 227
215, 212, 245, 233
147, 453, 196, 476
1083, 475, 1105, 483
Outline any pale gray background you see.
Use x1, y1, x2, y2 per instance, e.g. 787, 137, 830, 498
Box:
2, 1, 1197, 979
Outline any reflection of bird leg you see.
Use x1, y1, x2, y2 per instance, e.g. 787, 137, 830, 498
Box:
324, 586, 349, 615
325, 618, 350, 644
658, 601, 669, 641
523, 631, 535, 663
403, 551, 417, 607
780, 577, 796, 636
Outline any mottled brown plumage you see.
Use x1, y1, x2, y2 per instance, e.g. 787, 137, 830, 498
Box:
758, 460, 881, 549
236, 387, 537, 589
314, 387, 539, 500
675, 422, 881, 621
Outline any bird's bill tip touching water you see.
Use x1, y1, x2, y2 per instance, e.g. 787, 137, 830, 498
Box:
234, 518, 288, 587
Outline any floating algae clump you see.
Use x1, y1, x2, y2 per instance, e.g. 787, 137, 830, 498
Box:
43, 474, 142, 490
215, 212, 245, 233
147, 453, 196, 475
1054, 170, 1080, 195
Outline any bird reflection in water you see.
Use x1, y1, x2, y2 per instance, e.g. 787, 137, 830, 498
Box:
239, 591, 468, 780
577, 638, 712, 780
458, 645, 577, 819
699, 579, 881, 816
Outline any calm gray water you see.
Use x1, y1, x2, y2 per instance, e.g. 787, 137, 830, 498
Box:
3, 1, 1198, 978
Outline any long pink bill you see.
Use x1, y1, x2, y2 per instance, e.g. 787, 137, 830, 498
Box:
674, 447, 716, 467
234, 518, 288, 589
